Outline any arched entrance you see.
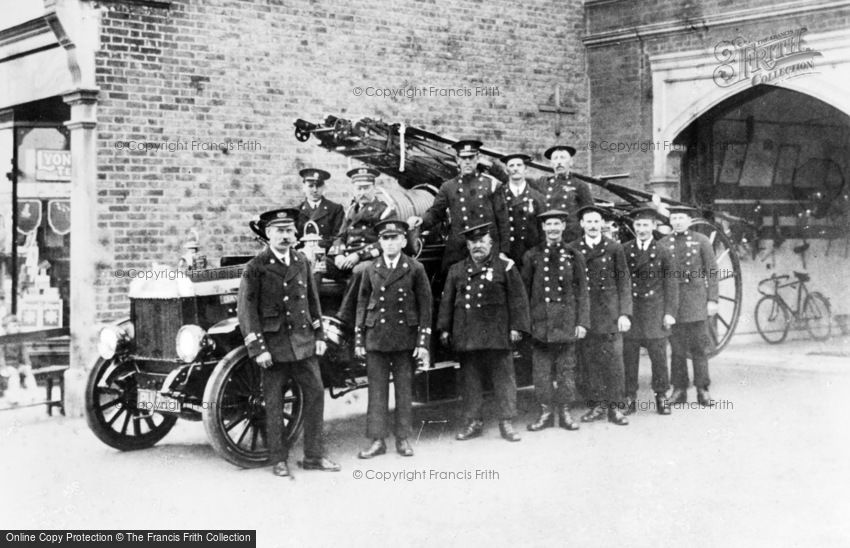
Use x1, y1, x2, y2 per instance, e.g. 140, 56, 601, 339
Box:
674, 86, 850, 238
670, 86, 850, 337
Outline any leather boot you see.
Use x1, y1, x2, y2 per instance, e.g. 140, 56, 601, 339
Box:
396, 438, 414, 457
581, 405, 606, 423
456, 419, 484, 441
608, 407, 629, 425
498, 420, 521, 442
655, 392, 671, 415
358, 439, 387, 459
272, 460, 290, 477
527, 404, 555, 431
557, 405, 580, 430
624, 396, 637, 416
669, 387, 688, 404
697, 387, 713, 406
299, 457, 341, 471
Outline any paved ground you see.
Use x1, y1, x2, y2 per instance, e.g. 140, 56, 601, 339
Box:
2, 336, 849, 547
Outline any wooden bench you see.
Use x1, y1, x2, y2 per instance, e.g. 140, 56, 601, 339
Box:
0, 328, 70, 416
0, 365, 69, 415
33, 365, 69, 416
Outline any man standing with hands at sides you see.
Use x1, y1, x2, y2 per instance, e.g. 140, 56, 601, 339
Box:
622, 206, 678, 416
659, 206, 718, 406
409, 140, 510, 270
532, 145, 593, 243
438, 223, 530, 442
572, 205, 632, 426
295, 168, 344, 251
238, 208, 340, 477
521, 210, 590, 432
500, 153, 545, 265
354, 220, 432, 459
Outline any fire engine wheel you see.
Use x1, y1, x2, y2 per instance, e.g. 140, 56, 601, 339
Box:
688, 218, 743, 357
85, 357, 178, 451
203, 346, 304, 468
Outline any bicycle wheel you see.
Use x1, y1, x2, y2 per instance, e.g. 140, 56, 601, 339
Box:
803, 292, 831, 341
755, 295, 790, 344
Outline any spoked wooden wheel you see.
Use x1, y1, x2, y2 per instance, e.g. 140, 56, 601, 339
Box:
689, 218, 743, 357
203, 347, 304, 468
85, 357, 177, 450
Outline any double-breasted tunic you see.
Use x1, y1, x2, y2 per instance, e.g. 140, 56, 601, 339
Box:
531, 175, 593, 241
520, 242, 590, 343
355, 254, 432, 352
238, 247, 325, 362
658, 230, 718, 322
622, 238, 679, 340
422, 173, 511, 267
502, 182, 545, 265
438, 253, 530, 351
296, 197, 345, 250
570, 236, 633, 334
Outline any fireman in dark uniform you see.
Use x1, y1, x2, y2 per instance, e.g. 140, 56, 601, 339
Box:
521, 210, 590, 432
500, 153, 544, 265
410, 140, 510, 269
326, 167, 396, 323
295, 168, 344, 251
237, 208, 340, 477
622, 206, 679, 415
354, 220, 432, 459
532, 145, 593, 242
438, 223, 530, 442
659, 205, 719, 406
571, 205, 632, 426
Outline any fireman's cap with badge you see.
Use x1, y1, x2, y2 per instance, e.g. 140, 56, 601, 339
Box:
666, 205, 698, 217
500, 152, 532, 165
347, 167, 380, 185
251, 207, 299, 240
452, 139, 483, 158
538, 209, 571, 222
460, 222, 493, 242
577, 204, 613, 221
375, 219, 409, 237
544, 144, 577, 159
299, 168, 330, 186
629, 205, 666, 222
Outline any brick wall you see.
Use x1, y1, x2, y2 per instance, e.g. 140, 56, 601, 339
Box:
94, 0, 588, 320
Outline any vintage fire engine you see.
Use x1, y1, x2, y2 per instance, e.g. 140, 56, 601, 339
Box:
85, 116, 742, 467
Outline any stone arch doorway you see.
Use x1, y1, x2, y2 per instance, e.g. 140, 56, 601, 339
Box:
673, 86, 850, 243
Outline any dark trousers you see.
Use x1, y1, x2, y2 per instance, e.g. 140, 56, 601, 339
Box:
366, 350, 414, 439
325, 259, 371, 325
670, 320, 710, 389
262, 356, 325, 462
532, 340, 577, 407
458, 350, 517, 422
578, 332, 625, 408
623, 337, 670, 398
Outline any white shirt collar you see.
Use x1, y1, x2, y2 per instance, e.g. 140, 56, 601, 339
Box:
508, 180, 526, 196
637, 238, 652, 250
307, 199, 321, 209
385, 254, 400, 270
585, 235, 602, 247
270, 247, 290, 266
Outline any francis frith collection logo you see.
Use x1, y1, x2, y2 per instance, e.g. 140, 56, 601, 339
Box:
713, 27, 822, 88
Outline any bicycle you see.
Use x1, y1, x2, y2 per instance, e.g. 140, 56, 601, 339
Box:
754, 272, 832, 344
